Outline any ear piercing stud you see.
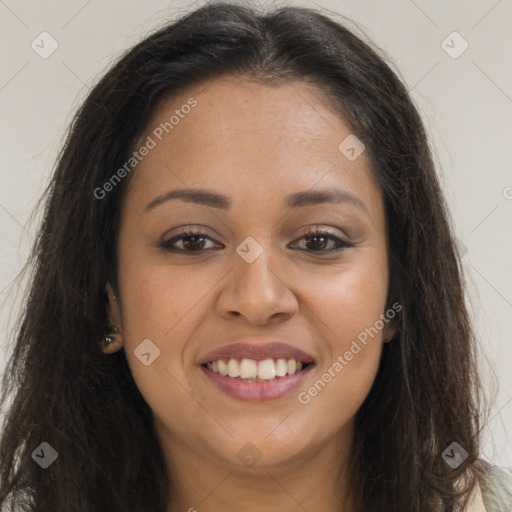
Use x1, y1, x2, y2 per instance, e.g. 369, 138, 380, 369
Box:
102, 325, 119, 345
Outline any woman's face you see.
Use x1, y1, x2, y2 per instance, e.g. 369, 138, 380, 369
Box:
105, 76, 394, 474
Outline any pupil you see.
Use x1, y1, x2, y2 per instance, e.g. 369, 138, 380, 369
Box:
308, 235, 326, 250
185, 235, 204, 250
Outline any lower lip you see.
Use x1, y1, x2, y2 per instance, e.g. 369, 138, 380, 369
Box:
200, 365, 314, 402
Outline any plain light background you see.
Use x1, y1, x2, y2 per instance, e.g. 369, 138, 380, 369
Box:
1, 0, 511, 466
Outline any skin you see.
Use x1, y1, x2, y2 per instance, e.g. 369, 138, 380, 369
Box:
104, 76, 396, 511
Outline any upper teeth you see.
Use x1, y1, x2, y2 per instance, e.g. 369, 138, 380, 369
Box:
206, 358, 304, 380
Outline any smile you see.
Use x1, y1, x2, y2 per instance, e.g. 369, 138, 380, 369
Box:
198, 340, 316, 401
200, 357, 315, 402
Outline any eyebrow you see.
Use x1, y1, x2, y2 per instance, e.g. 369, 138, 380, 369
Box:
144, 187, 368, 213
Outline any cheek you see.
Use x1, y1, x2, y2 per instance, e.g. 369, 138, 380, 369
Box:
309, 256, 389, 347
297, 258, 388, 408
114, 255, 222, 407
118, 255, 213, 342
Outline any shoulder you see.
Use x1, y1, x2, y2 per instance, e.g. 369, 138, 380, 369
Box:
480, 466, 512, 512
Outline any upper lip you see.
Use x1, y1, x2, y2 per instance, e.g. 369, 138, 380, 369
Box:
198, 340, 315, 365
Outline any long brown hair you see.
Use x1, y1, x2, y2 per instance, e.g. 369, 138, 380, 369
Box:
0, 2, 490, 510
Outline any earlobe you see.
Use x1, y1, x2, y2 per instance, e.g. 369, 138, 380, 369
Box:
106, 282, 120, 323
102, 283, 123, 353
383, 319, 398, 343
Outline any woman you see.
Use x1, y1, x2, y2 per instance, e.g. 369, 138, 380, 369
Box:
1, 2, 511, 510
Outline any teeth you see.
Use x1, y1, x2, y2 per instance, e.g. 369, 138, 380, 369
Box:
206, 357, 308, 380
275, 358, 287, 377
258, 358, 276, 380
239, 358, 258, 379
227, 358, 240, 378
218, 359, 228, 376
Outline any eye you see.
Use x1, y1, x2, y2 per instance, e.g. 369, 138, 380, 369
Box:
157, 227, 223, 253
156, 226, 354, 254
290, 227, 354, 253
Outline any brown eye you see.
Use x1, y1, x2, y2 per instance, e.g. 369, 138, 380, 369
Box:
158, 228, 223, 253
291, 229, 354, 253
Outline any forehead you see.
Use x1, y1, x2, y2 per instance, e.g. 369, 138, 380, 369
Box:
141, 76, 349, 156
125, 76, 381, 216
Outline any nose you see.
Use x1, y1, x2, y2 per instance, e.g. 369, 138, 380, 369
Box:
216, 243, 299, 325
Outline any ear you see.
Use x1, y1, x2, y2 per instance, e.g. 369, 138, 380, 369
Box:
382, 317, 398, 344
101, 282, 124, 354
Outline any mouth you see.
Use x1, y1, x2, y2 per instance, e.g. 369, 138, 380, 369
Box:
198, 341, 316, 402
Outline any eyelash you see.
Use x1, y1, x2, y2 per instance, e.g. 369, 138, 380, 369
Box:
157, 226, 354, 254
